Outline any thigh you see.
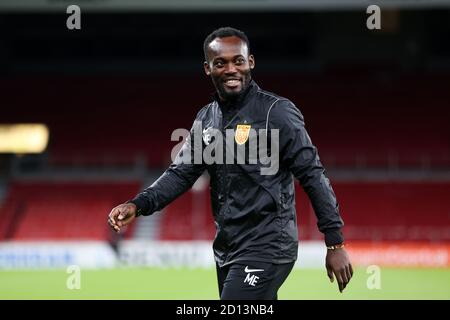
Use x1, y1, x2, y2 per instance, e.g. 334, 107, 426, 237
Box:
220, 261, 294, 300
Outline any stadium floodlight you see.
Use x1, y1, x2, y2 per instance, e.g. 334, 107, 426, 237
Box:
0, 123, 49, 154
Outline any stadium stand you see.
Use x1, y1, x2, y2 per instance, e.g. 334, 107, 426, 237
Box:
3, 179, 448, 243
0, 181, 140, 240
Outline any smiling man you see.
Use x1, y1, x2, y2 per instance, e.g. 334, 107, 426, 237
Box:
108, 27, 353, 300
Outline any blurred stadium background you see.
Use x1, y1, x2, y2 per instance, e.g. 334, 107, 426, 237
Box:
0, 0, 449, 299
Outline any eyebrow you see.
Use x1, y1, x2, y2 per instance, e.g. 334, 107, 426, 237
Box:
213, 55, 245, 62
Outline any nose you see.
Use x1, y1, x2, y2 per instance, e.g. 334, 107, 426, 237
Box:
224, 62, 238, 74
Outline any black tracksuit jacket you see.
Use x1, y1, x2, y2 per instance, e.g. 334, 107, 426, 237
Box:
130, 81, 344, 267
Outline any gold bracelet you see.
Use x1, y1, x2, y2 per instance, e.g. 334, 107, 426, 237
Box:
327, 243, 345, 250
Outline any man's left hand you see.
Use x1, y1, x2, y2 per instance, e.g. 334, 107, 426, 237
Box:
325, 247, 353, 293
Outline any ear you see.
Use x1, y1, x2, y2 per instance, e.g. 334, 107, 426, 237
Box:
249, 54, 255, 70
203, 61, 211, 76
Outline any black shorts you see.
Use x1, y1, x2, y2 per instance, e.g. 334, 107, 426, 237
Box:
215, 260, 295, 300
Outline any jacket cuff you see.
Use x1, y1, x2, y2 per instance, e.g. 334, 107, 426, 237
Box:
324, 229, 344, 247
128, 196, 152, 217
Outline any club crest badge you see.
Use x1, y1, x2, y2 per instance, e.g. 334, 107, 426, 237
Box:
235, 124, 251, 145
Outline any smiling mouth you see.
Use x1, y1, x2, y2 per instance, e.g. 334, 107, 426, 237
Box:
223, 79, 241, 88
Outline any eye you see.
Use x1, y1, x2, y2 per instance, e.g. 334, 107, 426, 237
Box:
214, 61, 224, 68
235, 58, 245, 65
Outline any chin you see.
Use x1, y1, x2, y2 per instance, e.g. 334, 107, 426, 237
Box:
223, 87, 242, 96
222, 91, 240, 100
227, 88, 242, 95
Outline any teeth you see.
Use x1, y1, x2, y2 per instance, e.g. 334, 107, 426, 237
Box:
225, 79, 240, 86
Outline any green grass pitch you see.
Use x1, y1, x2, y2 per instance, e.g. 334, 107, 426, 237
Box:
0, 267, 449, 299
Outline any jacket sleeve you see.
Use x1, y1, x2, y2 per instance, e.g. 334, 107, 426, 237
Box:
270, 99, 344, 246
129, 115, 206, 216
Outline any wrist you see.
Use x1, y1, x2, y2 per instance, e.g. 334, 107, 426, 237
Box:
326, 243, 345, 250
126, 200, 141, 217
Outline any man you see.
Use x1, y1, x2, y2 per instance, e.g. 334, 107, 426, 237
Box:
108, 27, 352, 300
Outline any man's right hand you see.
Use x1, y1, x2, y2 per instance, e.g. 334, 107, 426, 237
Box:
108, 202, 137, 233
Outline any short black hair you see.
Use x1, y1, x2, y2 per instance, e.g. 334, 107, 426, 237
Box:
203, 27, 250, 61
